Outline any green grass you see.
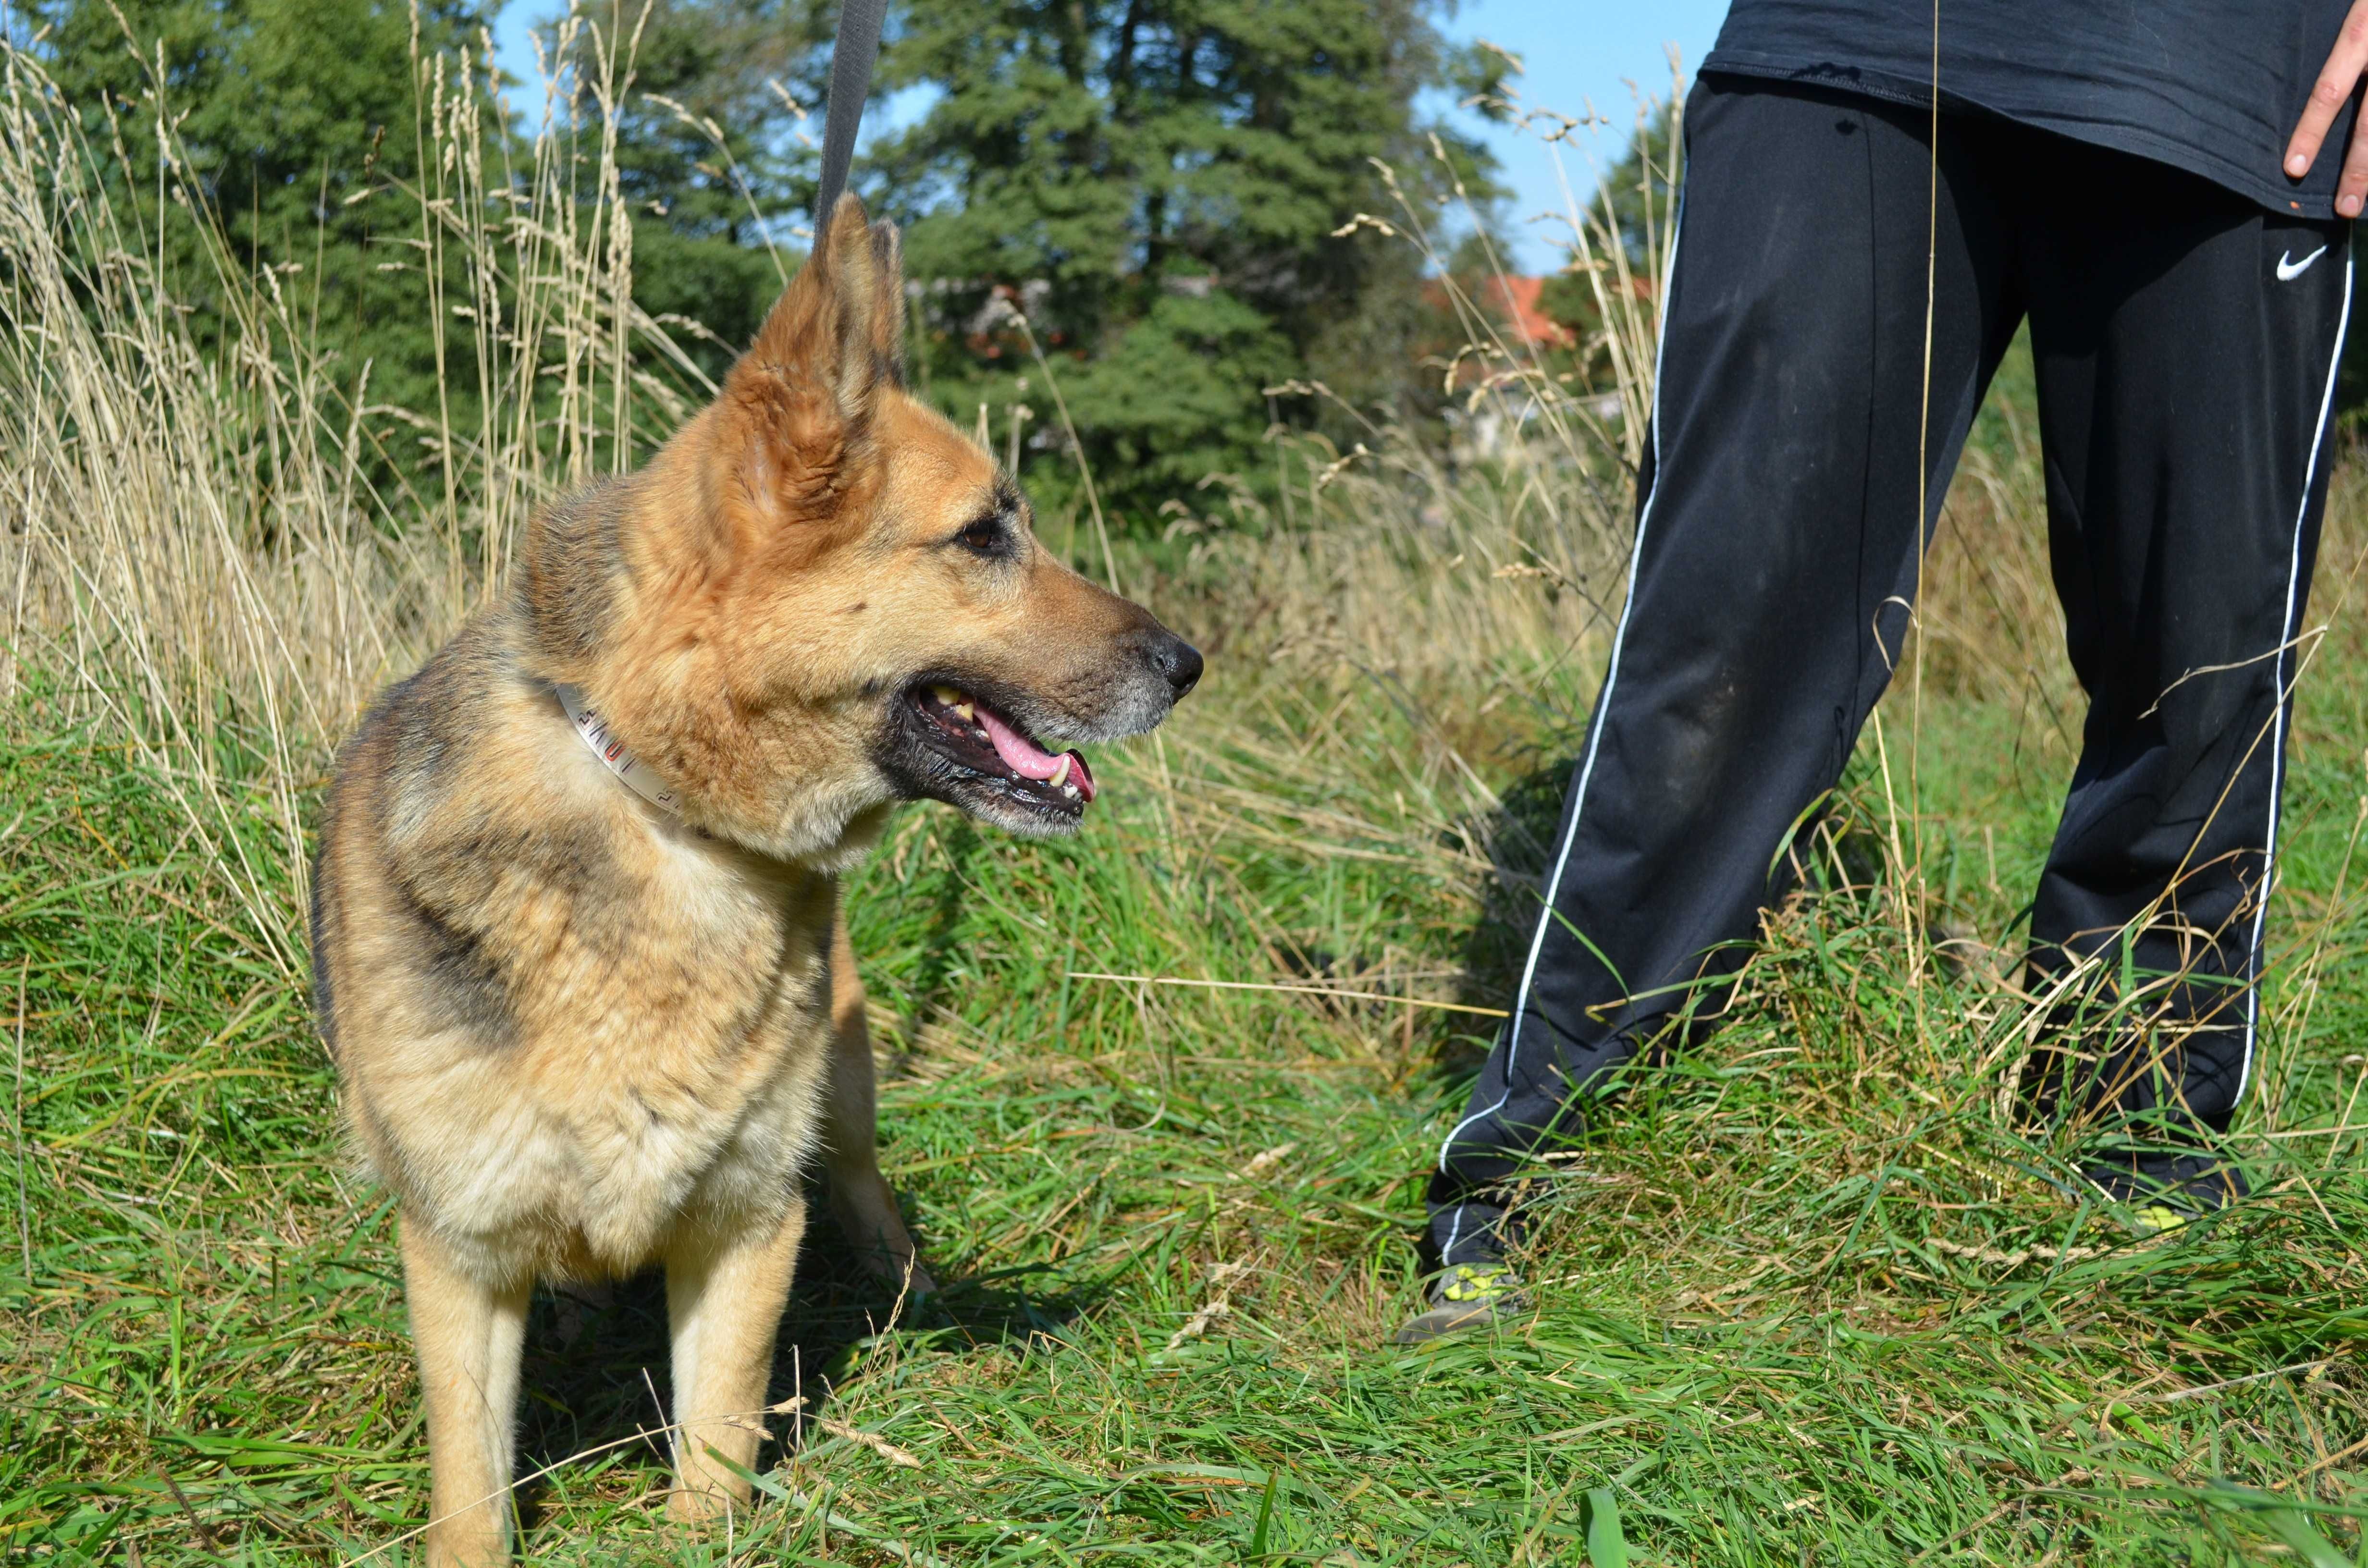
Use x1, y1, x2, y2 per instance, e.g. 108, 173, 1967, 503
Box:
10, 488, 2368, 1566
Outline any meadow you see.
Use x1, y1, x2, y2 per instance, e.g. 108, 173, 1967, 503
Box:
6, 26, 2368, 1566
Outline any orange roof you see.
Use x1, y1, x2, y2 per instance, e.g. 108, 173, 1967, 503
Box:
1482, 275, 1577, 350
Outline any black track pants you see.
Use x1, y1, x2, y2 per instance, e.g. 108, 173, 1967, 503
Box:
1431, 76, 2351, 1267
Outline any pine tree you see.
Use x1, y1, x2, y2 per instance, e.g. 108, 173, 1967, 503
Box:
555, 0, 837, 380
36, 0, 497, 427
868, 0, 1507, 520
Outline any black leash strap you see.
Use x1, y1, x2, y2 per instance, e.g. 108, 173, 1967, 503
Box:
814, 0, 888, 225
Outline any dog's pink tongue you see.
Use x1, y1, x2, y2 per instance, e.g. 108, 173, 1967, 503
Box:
977, 706, 1097, 803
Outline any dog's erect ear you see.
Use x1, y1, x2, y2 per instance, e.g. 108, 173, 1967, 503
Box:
866, 217, 906, 384
738, 193, 891, 425
715, 195, 896, 532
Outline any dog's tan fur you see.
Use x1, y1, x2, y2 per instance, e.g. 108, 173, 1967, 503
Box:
310, 197, 1196, 1565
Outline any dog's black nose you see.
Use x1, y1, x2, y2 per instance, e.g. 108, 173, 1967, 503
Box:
1148, 631, 1203, 698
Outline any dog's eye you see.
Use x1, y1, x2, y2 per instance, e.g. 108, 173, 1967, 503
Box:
954, 515, 1006, 556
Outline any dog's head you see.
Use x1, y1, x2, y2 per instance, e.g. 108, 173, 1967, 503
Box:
527, 196, 1200, 859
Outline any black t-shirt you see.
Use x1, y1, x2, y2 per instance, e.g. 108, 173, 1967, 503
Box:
1702, 2, 2362, 219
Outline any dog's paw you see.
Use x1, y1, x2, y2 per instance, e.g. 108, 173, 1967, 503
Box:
665, 1478, 742, 1525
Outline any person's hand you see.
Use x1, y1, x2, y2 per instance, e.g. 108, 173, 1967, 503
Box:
2286, 0, 2368, 216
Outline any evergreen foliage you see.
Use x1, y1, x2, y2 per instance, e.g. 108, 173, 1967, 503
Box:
868, 0, 1509, 519
27, 0, 1512, 519
552, 0, 835, 380
32, 0, 496, 428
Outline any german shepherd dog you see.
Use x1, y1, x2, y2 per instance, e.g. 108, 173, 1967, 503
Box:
310, 196, 1200, 1565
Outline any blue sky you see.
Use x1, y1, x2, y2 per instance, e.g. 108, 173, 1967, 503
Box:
490, 0, 1730, 273
1441, 0, 1729, 269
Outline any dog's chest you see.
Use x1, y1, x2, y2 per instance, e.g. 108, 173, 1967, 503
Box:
445, 837, 837, 1273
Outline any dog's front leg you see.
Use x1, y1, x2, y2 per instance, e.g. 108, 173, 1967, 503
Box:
823, 906, 936, 1296
402, 1216, 531, 1568
663, 1202, 805, 1520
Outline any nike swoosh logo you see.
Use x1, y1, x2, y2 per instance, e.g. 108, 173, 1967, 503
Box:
2278, 245, 2329, 281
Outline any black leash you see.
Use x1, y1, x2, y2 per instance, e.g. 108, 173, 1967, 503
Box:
814, 0, 888, 224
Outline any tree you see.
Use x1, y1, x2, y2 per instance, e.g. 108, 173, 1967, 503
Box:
34, 0, 827, 490
33, 0, 498, 428
31, 0, 1514, 519
552, 0, 837, 382
868, 0, 1508, 521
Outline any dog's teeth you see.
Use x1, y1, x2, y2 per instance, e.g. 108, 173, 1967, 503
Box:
1061, 783, 1080, 799
1048, 755, 1071, 789
932, 685, 962, 707
952, 701, 974, 720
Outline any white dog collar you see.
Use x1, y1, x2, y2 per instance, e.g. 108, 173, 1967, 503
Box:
555, 683, 680, 815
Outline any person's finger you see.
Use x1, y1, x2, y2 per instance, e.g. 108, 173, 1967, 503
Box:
2287, 0, 2368, 179
2341, 116, 2368, 216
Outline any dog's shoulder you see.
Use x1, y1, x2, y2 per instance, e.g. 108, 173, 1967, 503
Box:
370, 614, 634, 922
312, 612, 520, 1034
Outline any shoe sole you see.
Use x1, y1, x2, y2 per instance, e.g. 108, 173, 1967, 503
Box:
1389, 1297, 1526, 1345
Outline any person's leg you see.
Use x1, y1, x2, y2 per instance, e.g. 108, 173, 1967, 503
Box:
2014, 135, 2351, 1202
1420, 79, 2025, 1299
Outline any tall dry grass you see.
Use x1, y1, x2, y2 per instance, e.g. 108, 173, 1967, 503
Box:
13, 34, 2368, 1563
1121, 88, 1683, 909
0, 18, 1675, 971
4, 1, 2341, 1141
12, 1, 2312, 1110
0, 14, 737, 968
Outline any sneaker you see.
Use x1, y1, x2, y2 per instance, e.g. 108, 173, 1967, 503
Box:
2085, 1149, 2247, 1234
1390, 1262, 1528, 1344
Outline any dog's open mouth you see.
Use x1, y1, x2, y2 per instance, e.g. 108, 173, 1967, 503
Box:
902, 683, 1097, 823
